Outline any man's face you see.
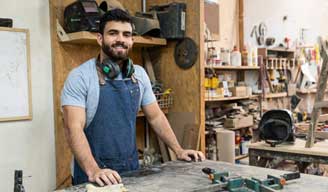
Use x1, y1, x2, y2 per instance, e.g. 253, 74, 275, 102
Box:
98, 21, 133, 61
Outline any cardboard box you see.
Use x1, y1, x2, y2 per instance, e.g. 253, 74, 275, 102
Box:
229, 86, 247, 97
224, 115, 254, 129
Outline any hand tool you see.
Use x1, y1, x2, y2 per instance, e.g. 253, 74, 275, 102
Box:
202, 167, 300, 192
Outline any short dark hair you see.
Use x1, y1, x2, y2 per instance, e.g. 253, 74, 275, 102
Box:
99, 8, 133, 35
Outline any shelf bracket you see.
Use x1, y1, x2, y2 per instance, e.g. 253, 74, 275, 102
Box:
56, 19, 69, 42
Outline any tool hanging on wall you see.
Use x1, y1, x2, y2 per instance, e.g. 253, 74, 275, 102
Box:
131, 11, 161, 37
98, 0, 125, 12
150, 3, 186, 39
174, 37, 198, 69
0, 18, 13, 27
64, 0, 101, 33
14, 170, 25, 192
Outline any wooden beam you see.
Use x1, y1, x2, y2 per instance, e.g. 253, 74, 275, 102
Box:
238, 0, 244, 50
306, 37, 328, 148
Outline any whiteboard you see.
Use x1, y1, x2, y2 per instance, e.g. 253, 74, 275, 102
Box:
0, 27, 32, 121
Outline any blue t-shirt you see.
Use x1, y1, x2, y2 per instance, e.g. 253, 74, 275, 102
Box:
61, 58, 156, 128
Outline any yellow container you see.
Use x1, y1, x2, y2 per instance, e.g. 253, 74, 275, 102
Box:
211, 77, 219, 89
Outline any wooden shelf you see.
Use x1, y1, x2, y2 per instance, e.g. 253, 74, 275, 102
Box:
297, 89, 328, 94
264, 92, 287, 99
59, 31, 167, 47
266, 47, 295, 53
205, 66, 259, 70
205, 39, 220, 42
227, 126, 252, 131
235, 154, 248, 160
205, 95, 258, 102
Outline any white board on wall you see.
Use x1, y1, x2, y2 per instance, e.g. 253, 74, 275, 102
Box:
0, 27, 32, 121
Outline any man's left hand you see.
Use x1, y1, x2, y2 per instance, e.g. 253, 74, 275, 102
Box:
176, 149, 206, 162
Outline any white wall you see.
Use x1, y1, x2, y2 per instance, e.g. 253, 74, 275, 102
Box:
0, 1, 56, 191
244, 0, 328, 47
216, 0, 239, 49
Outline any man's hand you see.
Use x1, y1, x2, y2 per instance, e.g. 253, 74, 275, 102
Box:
88, 168, 122, 186
176, 149, 206, 162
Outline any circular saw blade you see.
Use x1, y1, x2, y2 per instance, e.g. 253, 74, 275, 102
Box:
174, 37, 198, 69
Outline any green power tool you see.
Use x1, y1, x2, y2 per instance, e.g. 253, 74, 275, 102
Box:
202, 167, 300, 192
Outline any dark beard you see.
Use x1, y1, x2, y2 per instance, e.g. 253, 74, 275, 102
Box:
102, 41, 129, 62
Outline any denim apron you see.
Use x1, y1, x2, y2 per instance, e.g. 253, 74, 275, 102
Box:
73, 77, 140, 185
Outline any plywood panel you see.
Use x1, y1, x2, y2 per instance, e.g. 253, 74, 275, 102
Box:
51, 0, 144, 189
51, 0, 204, 188
147, 0, 205, 153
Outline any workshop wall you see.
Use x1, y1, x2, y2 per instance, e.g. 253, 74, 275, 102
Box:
215, 0, 239, 49
0, 1, 56, 192
244, 0, 328, 47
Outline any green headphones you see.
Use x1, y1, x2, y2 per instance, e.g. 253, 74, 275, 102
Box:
97, 56, 135, 79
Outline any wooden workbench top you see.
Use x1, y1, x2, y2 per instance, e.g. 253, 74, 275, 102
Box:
57, 160, 328, 192
248, 139, 328, 157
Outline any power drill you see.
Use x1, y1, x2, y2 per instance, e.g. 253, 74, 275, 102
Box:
14, 170, 25, 192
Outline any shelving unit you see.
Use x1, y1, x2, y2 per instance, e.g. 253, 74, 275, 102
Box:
204, 62, 259, 162
205, 66, 259, 70
205, 95, 258, 102
58, 30, 167, 47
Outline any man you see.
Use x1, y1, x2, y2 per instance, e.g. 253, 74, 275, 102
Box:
61, 9, 205, 186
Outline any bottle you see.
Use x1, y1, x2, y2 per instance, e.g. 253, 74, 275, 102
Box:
231, 46, 241, 67
247, 44, 253, 66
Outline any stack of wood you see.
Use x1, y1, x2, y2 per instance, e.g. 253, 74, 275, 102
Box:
205, 100, 260, 131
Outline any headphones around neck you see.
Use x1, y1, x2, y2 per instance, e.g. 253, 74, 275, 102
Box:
97, 55, 135, 79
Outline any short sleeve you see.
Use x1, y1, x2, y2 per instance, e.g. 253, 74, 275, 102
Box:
61, 69, 87, 108
140, 68, 156, 106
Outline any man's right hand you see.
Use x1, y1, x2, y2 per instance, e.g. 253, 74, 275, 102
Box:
88, 168, 122, 186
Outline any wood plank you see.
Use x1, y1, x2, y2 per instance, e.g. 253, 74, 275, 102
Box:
157, 137, 169, 162
249, 139, 328, 157
235, 154, 248, 160
182, 124, 199, 150
306, 38, 328, 147
205, 66, 259, 70
264, 92, 287, 99
238, 0, 244, 50
147, 0, 205, 153
52, 0, 146, 189
205, 95, 258, 102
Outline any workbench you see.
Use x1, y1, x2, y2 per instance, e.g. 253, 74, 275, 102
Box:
57, 160, 328, 192
249, 139, 328, 172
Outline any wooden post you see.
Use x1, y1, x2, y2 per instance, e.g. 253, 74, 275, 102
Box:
238, 0, 244, 50
305, 38, 328, 148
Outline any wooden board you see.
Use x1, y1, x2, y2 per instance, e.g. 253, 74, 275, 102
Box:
205, 66, 259, 70
248, 139, 328, 157
58, 160, 328, 192
59, 31, 167, 47
50, 0, 146, 189
147, 0, 205, 153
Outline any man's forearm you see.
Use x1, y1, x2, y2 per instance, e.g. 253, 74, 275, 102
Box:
147, 112, 183, 154
65, 125, 100, 177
